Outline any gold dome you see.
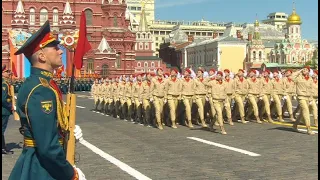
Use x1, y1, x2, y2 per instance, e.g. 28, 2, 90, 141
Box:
287, 9, 302, 25
254, 19, 259, 27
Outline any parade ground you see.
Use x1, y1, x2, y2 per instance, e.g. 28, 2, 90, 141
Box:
2, 92, 318, 180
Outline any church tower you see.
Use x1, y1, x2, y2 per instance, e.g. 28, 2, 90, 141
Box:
247, 17, 265, 63
286, 2, 302, 42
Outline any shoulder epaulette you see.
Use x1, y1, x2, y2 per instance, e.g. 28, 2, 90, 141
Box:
39, 77, 50, 87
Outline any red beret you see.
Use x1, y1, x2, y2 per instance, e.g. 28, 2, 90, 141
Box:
170, 67, 178, 73
238, 69, 244, 73
249, 69, 256, 74
139, 73, 145, 77
156, 68, 163, 72
224, 69, 230, 73
185, 68, 192, 74
209, 68, 216, 73
286, 69, 293, 73
304, 66, 310, 71
198, 67, 204, 73
216, 71, 223, 76
273, 70, 279, 74
314, 70, 318, 75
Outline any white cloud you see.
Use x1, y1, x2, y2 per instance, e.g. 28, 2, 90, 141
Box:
156, 0, 210, 8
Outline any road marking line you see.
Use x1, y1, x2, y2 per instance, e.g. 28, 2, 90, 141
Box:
298, 129, 318, 134
80, 139, 152, 180
187, 137, 261, 157
76, 105, 86, 109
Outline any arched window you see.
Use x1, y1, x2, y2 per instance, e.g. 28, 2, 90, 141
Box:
151, 62, 155, 67
101, 64, 108, 77
84, 9, 93, 26
113, 16, 118, 27
144, 62, 148, 67
296, 27, 298, 33
253, 51, 256, 59
29, 8, 35, 25
259, 51, 262, 60
86, 59, 94, 73
40, 8, 48, 25
137, 62, 141, 67
53, 9, 59, 26
145, 44, 149, 50
116, 54, 121, 68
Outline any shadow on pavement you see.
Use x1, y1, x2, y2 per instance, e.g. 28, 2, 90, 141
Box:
6, 142, 23, 151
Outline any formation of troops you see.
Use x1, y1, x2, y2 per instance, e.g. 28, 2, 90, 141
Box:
90, 66, 318, 135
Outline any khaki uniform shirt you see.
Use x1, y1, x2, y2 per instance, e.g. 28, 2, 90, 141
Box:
194, 77, 207, 95
234, 76, 248, 95
291, 71, 313, 99
271, 78, 284, 95
164, 77, 182, 98
180, 77, 195, 96
207, 80, 227, 100
150, 76, 166, 97
247, 78, 261, 95
260, 77, 273, 95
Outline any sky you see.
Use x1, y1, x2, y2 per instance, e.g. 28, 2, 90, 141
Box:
155, 0, 318, 40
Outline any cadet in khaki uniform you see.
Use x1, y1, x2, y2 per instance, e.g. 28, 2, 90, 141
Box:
206, 71, 227, 134
98, 80, 107, 113
180, 68, 195, 128
132, 74, 144, 124
309, 70, 318, 127
150, 68, 166, 130
142, 73, 153, 127
118, 76, 127, 119
282, 69, 296, 122
291, 66, 314, 135
125, 75, 134, 121
233, 69, 249, 123
91, 79, 99, 110
96, 80, 104, 112
164, 67, 181, 129
193, 67, 208, 127
205, 69, 217, 123
223, 69, 234, 125
259, 70, 274, 123
103, 79, 111, 115
270, 71, 285, 122
112, 77, 120, 118
106, 78, 114, 116
245, 70, 262, 124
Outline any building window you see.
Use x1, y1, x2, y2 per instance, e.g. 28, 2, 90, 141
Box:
85, 9, 93, 26
151, 62, 155, 67
53, 9, 59, 26
137, 62, 141, 67
86, 34, 91, 41
144, 62, 148, 67
296, 27, 298, 33
139, 43, 143, 49
113, 16, 118, 27
29, 8, 35, 25
137, 7, 141, 11
87, 59, 94, 73
253, 51, 256, 59
101, 64, 108, 77
156, 37, 158, 41
116, 54, 121, 68
259, 51, 262, 60
145, 44, 148, 49
40, 8, 48, 25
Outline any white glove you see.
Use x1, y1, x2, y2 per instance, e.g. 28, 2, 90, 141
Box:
259, 97, 263, 100
293, 96, 297, 100
74, 125, 83, 142
309, 101, 313, 105
139, 101, 142, 104
316, 100, 318, 105
205, 97, 209, 101
74, 167, 86, 180
283, 96, 287, 100
150, 98, 153, 102
14, 96, 17, 99
13, 105, 16, 111
164, 99, 167, 103
270, 98, 274, 102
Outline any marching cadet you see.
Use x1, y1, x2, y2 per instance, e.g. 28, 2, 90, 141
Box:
223, 69, 235, 125
91, 79, 99, 110
132, 74, 144, 124
142, 73, 153, 127
270, 71, 285, 122
205, 69, 217, 125
9, 21, 85, 180
97, 79, 105, 113
164, 67, 182, 129
112, 77, 121, 118
150, 68, 166, 130
245, 70, 262, 124
125, 75, 134, 121
309, 70, 318, 127
193, 67, 208, 127
119, 76, 127, 120
206, 71, 227, 134
180, 68, 195, 128
291, 66, 314, 135
233, 69, 249, 124
103, 78, 111, 115
2, 65, 14, 154
282, 69, 296, 122
259, 70, 274, 123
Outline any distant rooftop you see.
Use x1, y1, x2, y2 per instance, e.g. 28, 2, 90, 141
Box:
149, 20, 243, 27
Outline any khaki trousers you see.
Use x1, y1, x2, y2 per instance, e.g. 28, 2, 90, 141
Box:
208, 95, 217, 118
260, 94, 271, 116
167, 95, 179, 124
154, 96, 164, 124
224, 94, 233, 119
283, 94, 294, 115
246, 94, 259, 118
234, 94, 246, 118
295, 98, 311, 127
182, 95, 193, 122
271, 94, 282, 116
195, 94, 206, 121
212, 99, 224, 126
309, 97, 318, 121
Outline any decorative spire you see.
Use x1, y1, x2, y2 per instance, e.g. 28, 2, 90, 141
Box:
97, 37, 112, 53
138, 1, 149, 32
11, 0, 28, 29
293, 1, 296, 13
60, 0, 75, 30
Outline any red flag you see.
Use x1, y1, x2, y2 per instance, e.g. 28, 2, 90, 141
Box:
74, 11, 92, 70
8, 39, 18, 77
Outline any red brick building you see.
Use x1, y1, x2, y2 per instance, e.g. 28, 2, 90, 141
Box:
2, 0, 169, 78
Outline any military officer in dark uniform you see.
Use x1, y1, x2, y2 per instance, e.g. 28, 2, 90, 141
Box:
9, 21, 86, 180
2, 65, 14, 154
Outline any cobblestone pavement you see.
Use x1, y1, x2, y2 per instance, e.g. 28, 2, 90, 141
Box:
2, 92, 318, 180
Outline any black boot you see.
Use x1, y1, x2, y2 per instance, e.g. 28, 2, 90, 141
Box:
2, 136, 13, 155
